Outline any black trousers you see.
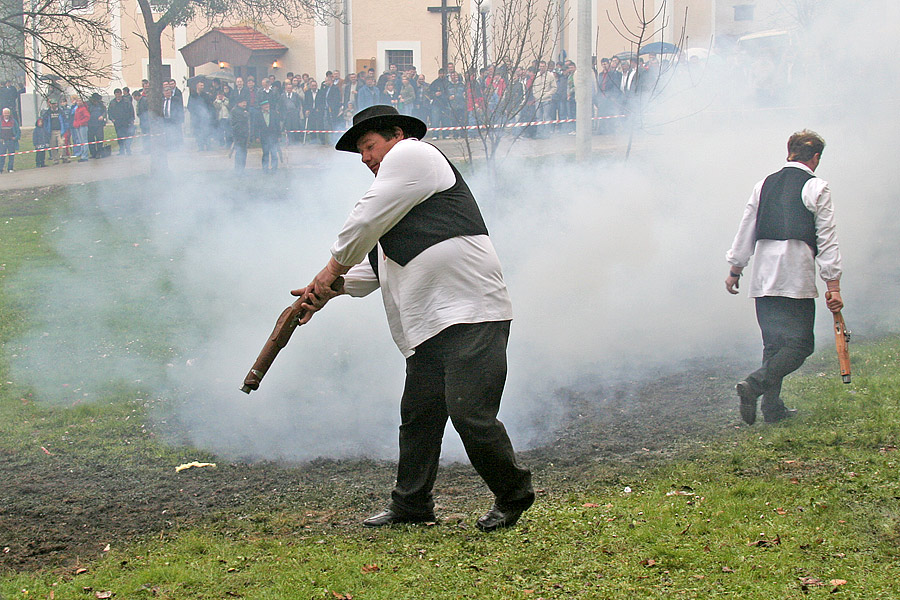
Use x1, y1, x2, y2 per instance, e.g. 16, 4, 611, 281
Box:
390, 320, 534, 517
746, 296, 815, 414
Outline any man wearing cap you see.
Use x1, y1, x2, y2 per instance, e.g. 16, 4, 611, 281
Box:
41, 100, 69, 164
293, 105, 534, 531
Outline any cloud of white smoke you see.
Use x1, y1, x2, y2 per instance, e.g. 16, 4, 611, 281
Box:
7, 1, 899, 462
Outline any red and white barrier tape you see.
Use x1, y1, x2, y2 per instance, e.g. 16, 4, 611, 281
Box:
0, 132, 154, 158
285, 114, 626, 135
1, 114, 626, 158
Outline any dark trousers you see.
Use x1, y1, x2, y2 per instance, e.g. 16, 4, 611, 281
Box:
87, 126, 104, 157
746, 296, 815, 415
261, 139, 278, 170
390, 320, 534, 517
233, 140, 248, 172
113, 123, 133, 154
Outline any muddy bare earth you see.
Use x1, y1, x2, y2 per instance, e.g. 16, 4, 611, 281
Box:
0, 362, 746, 573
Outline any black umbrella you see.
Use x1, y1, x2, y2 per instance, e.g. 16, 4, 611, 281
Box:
639, 41, 679, 55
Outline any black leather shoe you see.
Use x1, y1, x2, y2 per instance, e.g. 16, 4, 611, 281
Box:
736, 380, 759, 425
764, 407, 798, 423
476, 500, 532, 532
362, 508, 435, 527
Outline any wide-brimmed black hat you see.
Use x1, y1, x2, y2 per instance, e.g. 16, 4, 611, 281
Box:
335, 105, 427, 153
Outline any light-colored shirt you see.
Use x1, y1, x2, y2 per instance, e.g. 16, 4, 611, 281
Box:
726, 161, 841, 299
332, 138, 513, 357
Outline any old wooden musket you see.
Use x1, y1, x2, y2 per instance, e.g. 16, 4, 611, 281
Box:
241, 277, 344, 394
832, 310, 851, 384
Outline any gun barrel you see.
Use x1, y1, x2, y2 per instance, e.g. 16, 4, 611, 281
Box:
241, 277, 344, 394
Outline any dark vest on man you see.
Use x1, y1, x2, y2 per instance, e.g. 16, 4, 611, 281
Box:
756, 166, 817, 254
368, 144, 488, 277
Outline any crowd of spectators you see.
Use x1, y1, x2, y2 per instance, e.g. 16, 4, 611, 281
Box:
1, 54, 674, 174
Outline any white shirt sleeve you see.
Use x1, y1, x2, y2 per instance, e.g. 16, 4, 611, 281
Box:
330, 139, 456, 267
342, 253, 381, 297
725, 181, 763, 268
803, 178, 842, 282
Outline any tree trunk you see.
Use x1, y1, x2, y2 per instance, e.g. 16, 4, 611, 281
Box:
137, 0, 169, 174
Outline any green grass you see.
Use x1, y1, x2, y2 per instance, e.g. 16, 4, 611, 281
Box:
1, 184, 899, 599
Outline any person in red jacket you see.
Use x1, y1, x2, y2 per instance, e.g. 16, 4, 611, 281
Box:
71, 97, 91, 162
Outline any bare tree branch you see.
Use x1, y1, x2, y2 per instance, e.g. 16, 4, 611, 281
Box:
0, 0, 122, 97
446, 0, 563, 167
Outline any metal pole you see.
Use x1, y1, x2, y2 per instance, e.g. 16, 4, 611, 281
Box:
574, 0, 592, 160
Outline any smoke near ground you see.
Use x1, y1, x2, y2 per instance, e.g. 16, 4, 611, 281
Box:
6, 2, 899, 461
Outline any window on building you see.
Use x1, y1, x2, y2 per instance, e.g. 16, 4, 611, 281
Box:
734, 5, 755, 21
68, 0, 91, 11
385, 50, 414, 72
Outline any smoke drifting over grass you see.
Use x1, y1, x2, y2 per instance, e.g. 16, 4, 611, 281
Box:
7, 2, 899, 461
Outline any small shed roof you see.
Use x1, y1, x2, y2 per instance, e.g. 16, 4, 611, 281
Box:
179, 26, 287, 68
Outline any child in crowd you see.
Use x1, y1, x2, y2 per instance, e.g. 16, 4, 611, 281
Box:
341, 103, 355, 130
33, 117, 49, 167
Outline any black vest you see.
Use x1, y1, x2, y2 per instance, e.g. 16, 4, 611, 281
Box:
756, 166, 818, 254
367, 145, 488, 279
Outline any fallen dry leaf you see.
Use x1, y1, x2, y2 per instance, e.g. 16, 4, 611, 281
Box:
830, 579, 847, 587
775, 508, 788, 515
666, 490, 695, 496
799, 576, 825, 589
331, 592, 352, 600
748, 534, 781, 547
361, 563, 380, 574
41, 446, 52, 455
95, 592, 114, 599
74, 567, 88, 575
582, 503, 601, 508
721, 566, 734, 573
640, 559, 657, 567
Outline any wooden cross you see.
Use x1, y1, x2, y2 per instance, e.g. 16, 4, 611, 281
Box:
428, 0, 461, 71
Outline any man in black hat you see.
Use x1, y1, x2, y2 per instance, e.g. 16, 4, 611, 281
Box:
293, 105, 534, 531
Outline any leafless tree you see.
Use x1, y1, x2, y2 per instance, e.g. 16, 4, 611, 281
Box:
446, 0, 562, 166
133, 0, 340, 172
0, 0, 121, 98
775, 0, 830, 28
606, 0, 687, 158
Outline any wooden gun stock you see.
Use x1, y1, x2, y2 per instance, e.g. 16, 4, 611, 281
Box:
832, 311, 851, 384
241, 277, 344, 394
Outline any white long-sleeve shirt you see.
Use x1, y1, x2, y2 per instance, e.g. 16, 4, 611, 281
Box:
332, 138, 513, 357
726, 162, 842, 299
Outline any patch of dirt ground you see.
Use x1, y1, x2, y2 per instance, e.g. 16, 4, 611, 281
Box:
0, 361, 752, 574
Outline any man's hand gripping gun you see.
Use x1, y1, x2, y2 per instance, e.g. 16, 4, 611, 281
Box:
240, 277, 344, 394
